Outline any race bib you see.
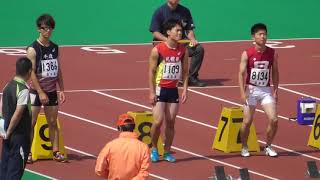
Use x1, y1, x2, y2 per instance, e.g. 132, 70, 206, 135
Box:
250, 68, 269, 86
0, 117, 6, 137
162, 61, 182, 80
41, 59, 58, 77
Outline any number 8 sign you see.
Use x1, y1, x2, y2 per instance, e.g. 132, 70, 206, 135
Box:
127, 111, 164, 155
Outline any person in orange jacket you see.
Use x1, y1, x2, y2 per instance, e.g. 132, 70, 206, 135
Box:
95, 114, 150, 180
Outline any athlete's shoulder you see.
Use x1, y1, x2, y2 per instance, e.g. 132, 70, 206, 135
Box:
266, 46, 275, 54
245, 47, 256, 57
50, 41, 59, 48
27, 40, 39, 50
178, 43, 186, 50
155, 42, 166, 51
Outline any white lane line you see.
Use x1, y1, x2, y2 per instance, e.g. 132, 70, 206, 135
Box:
59, 111, 279, 180
188, 89, 289, 121
64, 146, 168, 180
25, 169, 57, 180
45, 82, 320, 93
92, 90, 215, 129
172, 146, 279, 180
90, 90, 320, 161
1, 82, 319, 95
279, 86, 320, 101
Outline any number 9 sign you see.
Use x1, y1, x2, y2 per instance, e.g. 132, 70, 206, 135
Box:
30, 114, 66, 161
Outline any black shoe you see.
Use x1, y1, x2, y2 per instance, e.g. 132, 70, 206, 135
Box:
189, 78, 206, 87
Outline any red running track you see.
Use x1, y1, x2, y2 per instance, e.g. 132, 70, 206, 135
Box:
0, 39, 320, 179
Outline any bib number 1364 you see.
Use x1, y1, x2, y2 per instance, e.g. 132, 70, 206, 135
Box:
41, 59, 58, 77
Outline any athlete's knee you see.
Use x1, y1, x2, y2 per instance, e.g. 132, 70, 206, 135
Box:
48, 120, 58, 129
242, 119, 252, 129
152, 120, 162, 129
269, 118, 278, 127
166, 120, 175, 130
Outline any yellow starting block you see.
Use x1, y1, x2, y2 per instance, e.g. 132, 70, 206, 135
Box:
127, 111, 164, 155
212, 107, 260, 153
31, 113, 67, 161
308, 104, 320, 149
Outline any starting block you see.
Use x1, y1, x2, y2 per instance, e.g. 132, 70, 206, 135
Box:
307, 161, 320, 178
212, 107, 260, 153
297, 98, 316, 125
308, 104, 320, 149
209, 166, 251, 180
239, 168, 251, 180
31, 113, 67, 161
127, 111, 164, 155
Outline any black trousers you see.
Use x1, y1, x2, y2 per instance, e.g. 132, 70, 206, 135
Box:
187, 44, 205, 80
0, 134, 31, 180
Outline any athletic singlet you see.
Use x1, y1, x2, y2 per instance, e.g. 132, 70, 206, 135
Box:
28, 40, 59, 92
155, 42, 185, 88
245, 46, 274, 87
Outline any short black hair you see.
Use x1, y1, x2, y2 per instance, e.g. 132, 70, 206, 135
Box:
16, 57, 32, 76
251, 23, 267, 35
37, 14, 55, 29
163, 18, 183, 37
117, 120, 135, 132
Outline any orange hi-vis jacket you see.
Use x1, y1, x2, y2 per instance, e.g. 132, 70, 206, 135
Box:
95, 132, 150, 180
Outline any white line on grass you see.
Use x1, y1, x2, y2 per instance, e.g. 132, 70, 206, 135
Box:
25, 169, 57, 180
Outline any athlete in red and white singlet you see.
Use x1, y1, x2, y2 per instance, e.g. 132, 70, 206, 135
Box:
238, 23, 279, 158
246, 46, 274, 87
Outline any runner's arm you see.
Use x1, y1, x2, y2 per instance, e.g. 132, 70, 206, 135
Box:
148, 47, 159, 105
57, 54, 65, 92
272, 52, 279, 93
238, 51, 248, 102
57, 54, 66, 103
27, 47, 44, 94
182, 49, 189, 91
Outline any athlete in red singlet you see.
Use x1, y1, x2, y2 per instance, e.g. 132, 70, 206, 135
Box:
148, 18, 189, 163
238, 23, 279, 157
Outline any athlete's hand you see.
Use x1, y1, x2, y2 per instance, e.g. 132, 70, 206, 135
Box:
59, 91, 66, 104
39, 91, 49, 105
240, 92, 247, 106
273, 90, 278, 103
181, 89, 188, 104
0, 132, 7, 139
149, 92, 157, 106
